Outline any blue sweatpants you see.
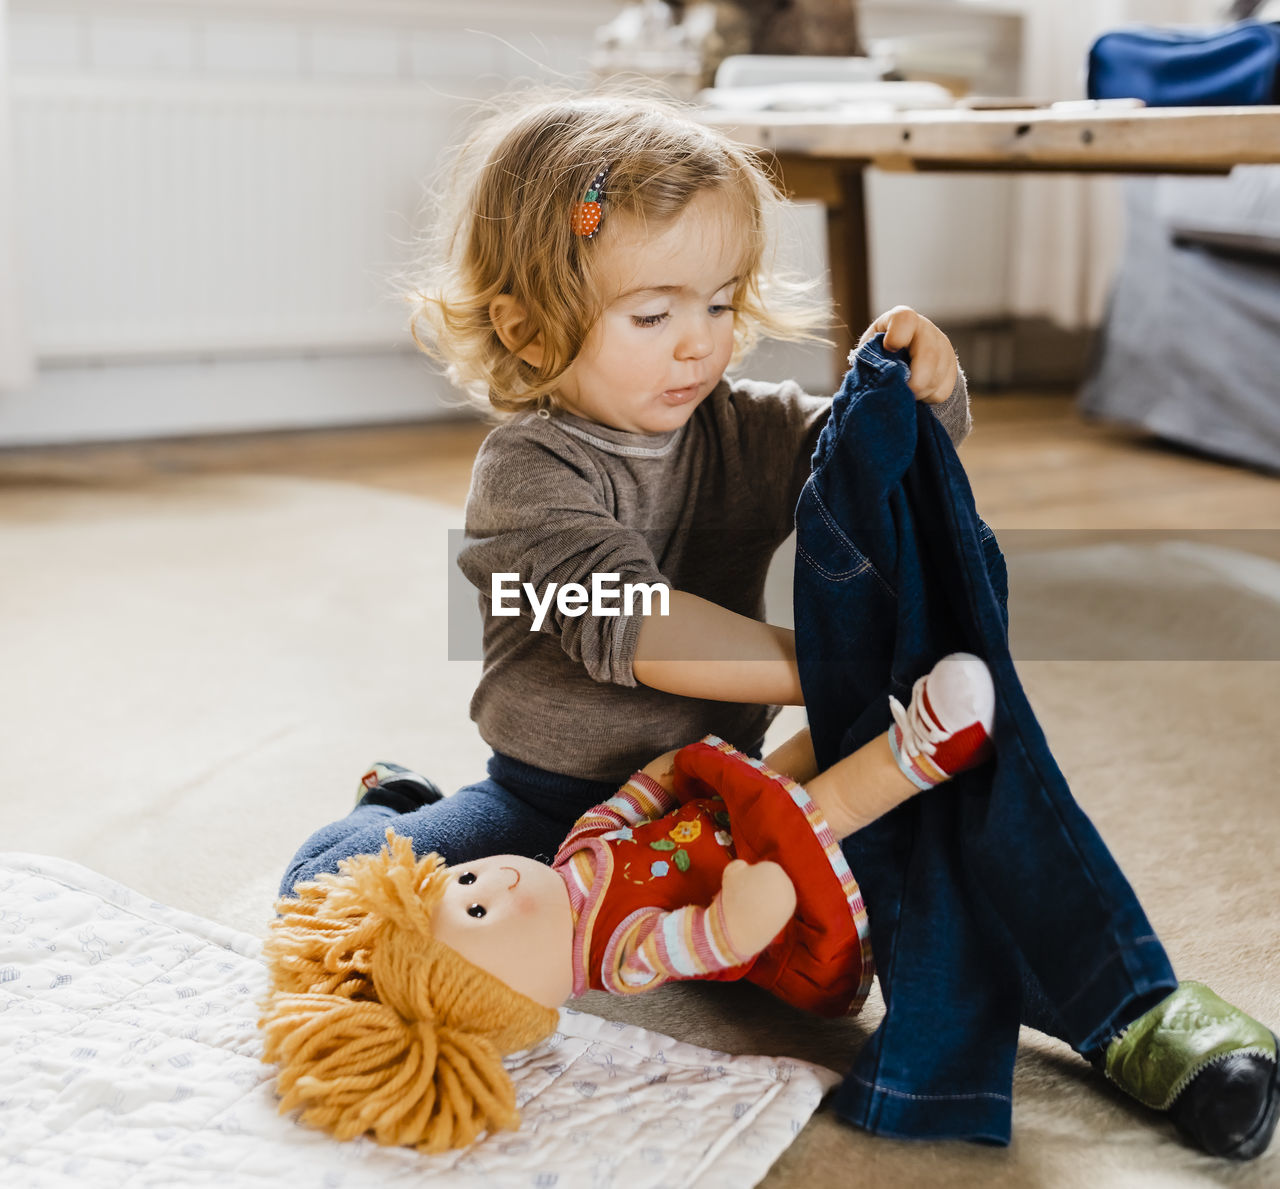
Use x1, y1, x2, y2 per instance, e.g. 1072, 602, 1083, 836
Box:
279, 750, 620, 897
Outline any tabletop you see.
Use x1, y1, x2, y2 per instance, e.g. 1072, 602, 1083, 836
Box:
698, 105, 1280, 173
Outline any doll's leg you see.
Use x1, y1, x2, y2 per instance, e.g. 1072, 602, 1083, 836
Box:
765, 654, 995, 838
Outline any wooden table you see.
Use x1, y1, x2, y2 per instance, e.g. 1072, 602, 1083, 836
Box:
699, 105, 1280, 362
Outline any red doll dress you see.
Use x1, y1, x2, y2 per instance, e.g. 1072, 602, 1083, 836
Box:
571, 735, 874, 1016
671, 737, 875, 1017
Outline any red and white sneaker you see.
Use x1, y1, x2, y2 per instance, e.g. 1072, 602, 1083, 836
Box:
889, 652, 995, 790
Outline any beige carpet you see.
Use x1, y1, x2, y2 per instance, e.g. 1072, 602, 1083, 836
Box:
2, 471, 1277, 1188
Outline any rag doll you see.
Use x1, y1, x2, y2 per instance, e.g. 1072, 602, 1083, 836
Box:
260, 652, 997, 1151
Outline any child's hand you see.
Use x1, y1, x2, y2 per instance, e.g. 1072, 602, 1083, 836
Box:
858, 306, 959, 405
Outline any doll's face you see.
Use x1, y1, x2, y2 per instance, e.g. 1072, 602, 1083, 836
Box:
431, 854, 576, 1010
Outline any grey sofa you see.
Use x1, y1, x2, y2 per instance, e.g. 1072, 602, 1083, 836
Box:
1081, 166, 1280, 472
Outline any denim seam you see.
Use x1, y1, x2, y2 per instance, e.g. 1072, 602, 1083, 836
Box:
795, 541, 878, 584
853, 342, 896, 373
844, 1073, 1012, 1104
803, 488, 897, 599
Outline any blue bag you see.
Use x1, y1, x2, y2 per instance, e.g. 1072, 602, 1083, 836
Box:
1087, 21, 1280, 105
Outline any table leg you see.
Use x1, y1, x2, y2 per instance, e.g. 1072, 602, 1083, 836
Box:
774, 155, 873, 388
826, 165, 872, 384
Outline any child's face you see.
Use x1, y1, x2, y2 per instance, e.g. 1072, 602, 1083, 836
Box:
556, 190, 742, 434
431, 854, 576, 1010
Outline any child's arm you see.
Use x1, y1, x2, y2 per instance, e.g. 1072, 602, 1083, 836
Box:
632, 589, 803, 705
761, 726, 820, 785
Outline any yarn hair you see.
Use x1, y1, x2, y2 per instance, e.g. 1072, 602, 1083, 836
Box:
259, 829, 561, 1151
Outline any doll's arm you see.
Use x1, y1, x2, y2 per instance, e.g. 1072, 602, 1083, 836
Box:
600, 861, 797, 995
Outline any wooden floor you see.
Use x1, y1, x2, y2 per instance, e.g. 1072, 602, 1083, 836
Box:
1, 395, 1277, 537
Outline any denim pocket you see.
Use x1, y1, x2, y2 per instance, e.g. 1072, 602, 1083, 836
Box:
795, 480, 896, 598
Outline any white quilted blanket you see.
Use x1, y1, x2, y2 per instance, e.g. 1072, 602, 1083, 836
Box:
0, 853, 838, 1188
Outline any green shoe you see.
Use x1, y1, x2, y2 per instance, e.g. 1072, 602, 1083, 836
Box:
1104, 981, 1279, 1160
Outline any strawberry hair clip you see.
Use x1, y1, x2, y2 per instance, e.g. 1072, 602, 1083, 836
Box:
570, 165, 611, 239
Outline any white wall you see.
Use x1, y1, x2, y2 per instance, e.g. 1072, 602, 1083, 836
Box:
1, 0, 1077, 444
0, 0, 34, 392
0, 0, 609, 444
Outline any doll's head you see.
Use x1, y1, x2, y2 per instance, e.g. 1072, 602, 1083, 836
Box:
259, 830, 564, 1152
408, 89, 827, 425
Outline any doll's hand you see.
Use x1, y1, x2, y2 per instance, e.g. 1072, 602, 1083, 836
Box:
718, 859, 797, 959
858, 306, 959, 405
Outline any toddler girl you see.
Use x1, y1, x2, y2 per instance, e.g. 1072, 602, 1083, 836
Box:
283, 91, 970, 890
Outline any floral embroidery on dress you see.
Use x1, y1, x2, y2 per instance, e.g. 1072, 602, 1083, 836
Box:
616, 797, 735, 884
668, 820, 701, 844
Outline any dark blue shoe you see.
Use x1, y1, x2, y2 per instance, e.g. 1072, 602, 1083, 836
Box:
354, 761, 445, 814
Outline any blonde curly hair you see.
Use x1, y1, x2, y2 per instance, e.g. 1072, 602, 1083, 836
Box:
406, 87, 829, 416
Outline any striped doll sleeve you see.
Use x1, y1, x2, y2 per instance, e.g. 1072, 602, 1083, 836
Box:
599, 895, 758, 996
556, 772, 680, 859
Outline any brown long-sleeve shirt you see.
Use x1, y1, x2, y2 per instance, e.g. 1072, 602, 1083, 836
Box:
457, 370, 970, 784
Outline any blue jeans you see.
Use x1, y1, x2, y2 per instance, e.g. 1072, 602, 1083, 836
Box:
279, 751, 620, 897
794, 337, 1177, 1143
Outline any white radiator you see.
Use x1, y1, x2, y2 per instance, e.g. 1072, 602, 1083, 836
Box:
10, 77, 454, 361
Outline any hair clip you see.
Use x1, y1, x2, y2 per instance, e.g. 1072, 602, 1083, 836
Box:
570, 166, 611, 239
